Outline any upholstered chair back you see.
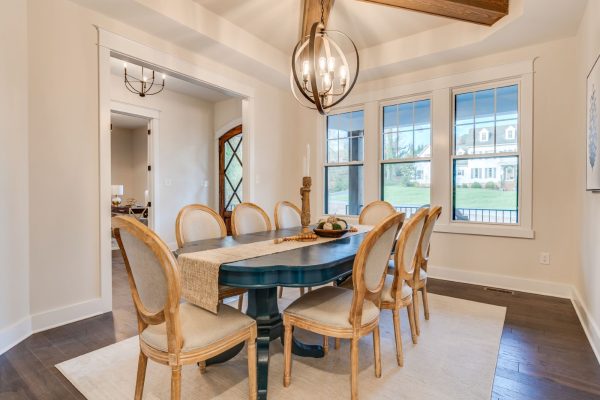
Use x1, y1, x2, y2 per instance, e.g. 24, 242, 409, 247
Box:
418, 206, 442, 260
274, 201, 302, 230
176, 204, 227, 248
350, 212, 404, 327
112, 216, 181, 347
358, 200, 397, 225
389, 208, 428, 297
231, 202, 272, 235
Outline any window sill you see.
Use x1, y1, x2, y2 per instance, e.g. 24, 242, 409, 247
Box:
434, 223, 534, 239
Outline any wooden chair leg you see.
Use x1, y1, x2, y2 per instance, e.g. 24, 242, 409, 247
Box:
278, 286, 283, 298
350, 337, 360, 400
373, 326, 382, 377
300, 287, 305, 296
323, 336, 329, 355
238, 294, 244, 311
422, 286, 430, 320
407, 302, 418, 344
170, 365, 182, 400
335, 338, 341, 350
413, 288, 420, 336
247, 337, 257, 400
198, 360, 207, 374
283, 324, 293, 387
392, 309, 404, 367
134, 351, 148, 400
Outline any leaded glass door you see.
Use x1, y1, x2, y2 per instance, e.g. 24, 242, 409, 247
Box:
219, 125, 243, 234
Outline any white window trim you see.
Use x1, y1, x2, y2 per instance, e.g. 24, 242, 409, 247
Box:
315, 60, 534, 238
321, 105, 366, 217
378, 94, 433, 210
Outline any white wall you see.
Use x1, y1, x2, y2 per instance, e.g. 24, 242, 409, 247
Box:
0, 0, 31, 353
22, 0, 300, 335
110, 74, 215, 246
214, 97, 242, 137
575, 0, 600, 359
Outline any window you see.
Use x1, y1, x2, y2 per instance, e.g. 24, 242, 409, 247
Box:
453, 83, 519, 224
381, 98, 431, 217
325, 110, 364, 215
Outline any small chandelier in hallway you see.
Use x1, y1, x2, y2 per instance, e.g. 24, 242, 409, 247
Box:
124, 63, 165, 97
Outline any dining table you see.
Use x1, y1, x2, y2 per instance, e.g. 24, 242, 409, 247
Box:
175, 226, 369, 400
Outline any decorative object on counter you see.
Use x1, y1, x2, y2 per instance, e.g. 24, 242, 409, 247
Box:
111, 184, 124, 206
313, 215, 357, 238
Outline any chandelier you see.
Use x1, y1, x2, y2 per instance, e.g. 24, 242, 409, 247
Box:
124, 63, 166, 97
290, 1, 359, 115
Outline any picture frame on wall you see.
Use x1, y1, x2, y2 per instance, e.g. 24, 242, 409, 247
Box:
587, 53, 600, 191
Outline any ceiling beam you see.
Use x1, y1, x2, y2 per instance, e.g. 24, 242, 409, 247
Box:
300, 0, 335, 40
358, 0, 509, 26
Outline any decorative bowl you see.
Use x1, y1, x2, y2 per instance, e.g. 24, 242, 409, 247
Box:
313, 228, 349, 238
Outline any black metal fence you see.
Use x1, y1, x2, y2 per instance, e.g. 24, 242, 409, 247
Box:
347, 204, 518, 224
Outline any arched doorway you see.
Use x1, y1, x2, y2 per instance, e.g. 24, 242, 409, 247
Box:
219, 124, 243, 234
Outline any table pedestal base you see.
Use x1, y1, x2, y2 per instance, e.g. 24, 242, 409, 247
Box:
206, 287, 324, 400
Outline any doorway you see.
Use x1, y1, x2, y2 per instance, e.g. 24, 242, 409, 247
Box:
110, 111, 152, 236
219, 124, 243, 234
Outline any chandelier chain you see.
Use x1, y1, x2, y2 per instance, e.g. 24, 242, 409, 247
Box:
320, 0, 325, 24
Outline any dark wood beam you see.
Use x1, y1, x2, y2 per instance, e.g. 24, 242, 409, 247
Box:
300, 0, 335, 40
358, 0, 509, 26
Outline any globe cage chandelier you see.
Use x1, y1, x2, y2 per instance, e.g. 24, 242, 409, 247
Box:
124, 63, 166, 97
290, 3, 359, 115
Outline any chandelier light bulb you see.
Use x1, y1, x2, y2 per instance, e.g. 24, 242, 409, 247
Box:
318, 57, 327, 72
143, 76, 147, 82
327, 57, 336, 72
162, 74, 166, 80
323, 72, 331, 88
339, 65, 348, 85
302, 60, 310, 79
123, 62, 127, 69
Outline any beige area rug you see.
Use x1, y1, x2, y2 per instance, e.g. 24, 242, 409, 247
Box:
57, 293, 505, 400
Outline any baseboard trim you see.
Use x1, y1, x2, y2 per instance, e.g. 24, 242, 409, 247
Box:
428, 265, 600, 364
0, 317, 32, 355
428, 265, 572, 298
30, 298, 109, 334
570, 287, 600, 364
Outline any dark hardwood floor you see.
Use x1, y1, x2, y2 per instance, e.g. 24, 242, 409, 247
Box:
0, 252, 599, 399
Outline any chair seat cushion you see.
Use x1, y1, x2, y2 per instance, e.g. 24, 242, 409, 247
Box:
284, 286, 379, 329
381, 274, 412, 303
141, 302, 255, 353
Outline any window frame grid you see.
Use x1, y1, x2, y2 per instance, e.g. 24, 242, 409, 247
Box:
450, 79, 522, 226
324, 107, 365, 216
378, 95, 433, 213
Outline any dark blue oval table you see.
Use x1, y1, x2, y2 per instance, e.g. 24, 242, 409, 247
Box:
176, 227, 367, 400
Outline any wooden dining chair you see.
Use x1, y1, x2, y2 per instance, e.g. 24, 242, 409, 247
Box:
175, 204, 246, 311
408, 205, 442, 335
113, 216, 257, 400
283, 212, 404, 400
231, 202, 272, 236
274, 201, 311, 298
358, 200, 397, 225
380, 207, 428, 366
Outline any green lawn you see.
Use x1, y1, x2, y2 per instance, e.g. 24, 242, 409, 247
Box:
330, 186, 517, 209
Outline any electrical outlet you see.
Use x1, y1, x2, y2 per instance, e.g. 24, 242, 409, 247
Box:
539, 252, 550, 265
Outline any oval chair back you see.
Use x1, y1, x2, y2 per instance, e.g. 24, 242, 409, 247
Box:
349, 212, 405, 327
415, 206, 442, 275
175, 204, 227, 248
231, 202, 272, 235
274, 201, 302, 230
112, 216, 182, 353
358, 200, 397, 225
391, 208, 428, 300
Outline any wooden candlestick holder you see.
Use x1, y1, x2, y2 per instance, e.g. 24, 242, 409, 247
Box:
298, 176, 318, 241
274, 176, 318, 244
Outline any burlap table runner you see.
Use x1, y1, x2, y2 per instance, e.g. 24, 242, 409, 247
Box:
178, 225, 372, 313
